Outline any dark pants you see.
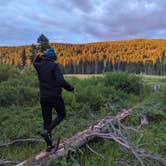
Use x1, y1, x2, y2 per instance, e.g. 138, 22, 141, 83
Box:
40, 96, 66, 133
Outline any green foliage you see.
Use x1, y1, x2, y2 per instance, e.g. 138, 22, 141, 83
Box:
76, 84, 105, 111
160, 87, 166, 104
64, 76, 138, 113
147, 109, 166, 123
37, 34, 50, 52
0, 64, 19, 82
0, 83, 38, 106
21, 49, 26, 66
30, 44, 37, 63
0, 66, 38, 106
0, 65, 165, 165
104, 72, 143, 95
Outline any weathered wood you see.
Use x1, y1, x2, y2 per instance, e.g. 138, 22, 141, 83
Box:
17, 107, 135, 166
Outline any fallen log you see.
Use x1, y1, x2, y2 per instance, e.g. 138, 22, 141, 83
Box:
17, 107, 135, 166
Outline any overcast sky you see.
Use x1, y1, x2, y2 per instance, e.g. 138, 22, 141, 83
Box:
0, 0, 166, 46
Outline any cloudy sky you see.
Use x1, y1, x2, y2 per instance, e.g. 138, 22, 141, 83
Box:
0, 0, 166, 46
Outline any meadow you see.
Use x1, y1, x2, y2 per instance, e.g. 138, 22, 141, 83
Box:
0, 65, 165, 166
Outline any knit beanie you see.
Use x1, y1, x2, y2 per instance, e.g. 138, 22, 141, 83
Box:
44, 48, 57, 60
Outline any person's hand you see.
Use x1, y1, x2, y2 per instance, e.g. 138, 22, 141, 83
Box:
71, 86, 75, 93
37, 53, 44, 57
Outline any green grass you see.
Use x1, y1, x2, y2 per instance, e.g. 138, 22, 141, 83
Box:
142, 74, 166, 88
0, 66, 165, 165
52, 102, 165, 165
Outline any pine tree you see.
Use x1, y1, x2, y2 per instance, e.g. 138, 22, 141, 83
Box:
37, 34, 50, 52
22, 49, 26, 66
30, 44, 36, 63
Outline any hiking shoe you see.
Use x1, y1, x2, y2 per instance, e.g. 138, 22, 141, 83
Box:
46, 145, 55, 152
40, 129, 52, 146
41, 129, 49, 137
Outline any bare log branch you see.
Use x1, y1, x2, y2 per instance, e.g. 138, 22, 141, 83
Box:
138, 114, 149, 129
93, 125, 166, 166
86, 144, 104, 159
70, 155, 81, 166
0, 159, 20, 165
0, 138, 44, 149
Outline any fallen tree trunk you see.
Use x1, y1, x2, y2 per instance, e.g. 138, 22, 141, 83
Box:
17, 107, 136, 166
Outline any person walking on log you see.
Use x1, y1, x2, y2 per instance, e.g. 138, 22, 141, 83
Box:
33, 48, 74, 151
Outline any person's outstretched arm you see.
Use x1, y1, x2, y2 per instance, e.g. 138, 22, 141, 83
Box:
33, 55, 42, 65
53, 64, 74, 91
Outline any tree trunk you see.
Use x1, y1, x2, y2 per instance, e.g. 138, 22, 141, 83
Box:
82, 62, 84, 74
102, 60, 107, 73
95, 62, 98, 74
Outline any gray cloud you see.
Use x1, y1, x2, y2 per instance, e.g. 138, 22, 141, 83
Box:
0, 0, 166, 46
69, 0, 94, 13
84, 0, 166, 39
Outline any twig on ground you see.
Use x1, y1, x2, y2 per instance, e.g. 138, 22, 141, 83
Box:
0, 159, 20, 165
0, 138, 44, 149
138, 114, 149, 129
70, 155, 81, 166
86, 144, 105, 159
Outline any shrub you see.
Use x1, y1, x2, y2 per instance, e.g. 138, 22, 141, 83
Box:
104, 72, 143, 95
18, 86, 38, 104
147, 109, 166, 123
0, 64, 19, 82
0, 84, 38, 106
160, 87, 166, 106
20, 65, 36, 75
74, 85, 105, 111
0, 78, 38, 106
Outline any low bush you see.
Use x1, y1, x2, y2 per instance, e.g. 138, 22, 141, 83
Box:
160, 87, 166, 104
0, 84, 38, 106
104, 72, 143, 95
0, 64, 19, 82
0, 66, 143, 110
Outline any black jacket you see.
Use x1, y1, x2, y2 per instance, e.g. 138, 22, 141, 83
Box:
33, 55, 74, 99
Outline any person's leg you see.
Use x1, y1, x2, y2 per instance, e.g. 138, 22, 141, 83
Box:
40, 100, 52, 130
47, 97, 66, 132
40, 99, 53, 149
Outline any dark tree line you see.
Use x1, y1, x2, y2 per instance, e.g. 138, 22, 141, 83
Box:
60, 54, 166, 75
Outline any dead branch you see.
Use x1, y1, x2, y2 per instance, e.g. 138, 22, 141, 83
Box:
138, 114, 149, 129
0, 159, 20, 165
0, 138, 44, 149
86, 144, 104, 159
93, 123, 166, 166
